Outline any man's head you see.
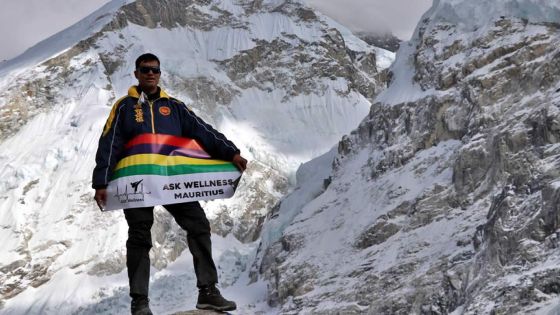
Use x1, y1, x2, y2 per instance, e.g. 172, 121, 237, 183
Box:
134, 53, 161, 94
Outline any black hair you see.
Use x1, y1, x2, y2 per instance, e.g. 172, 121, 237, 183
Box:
135, 53, 160, 69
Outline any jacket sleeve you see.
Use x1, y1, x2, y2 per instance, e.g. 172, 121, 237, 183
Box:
179, 104, 240, 161
92, 99, 126, 189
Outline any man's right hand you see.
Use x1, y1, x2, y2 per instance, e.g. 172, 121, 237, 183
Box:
94, 188, 107, 211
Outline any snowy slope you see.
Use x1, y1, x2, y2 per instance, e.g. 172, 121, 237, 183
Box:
0, 0, 393, 313
250, 0, 560, 313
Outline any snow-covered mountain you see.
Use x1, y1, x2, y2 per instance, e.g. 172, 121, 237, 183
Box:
250, 0, 560, 314
0, 0, 393, 313
7, 0, 559, 313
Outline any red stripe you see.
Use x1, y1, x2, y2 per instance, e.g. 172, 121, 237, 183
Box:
124, 133, 206, 152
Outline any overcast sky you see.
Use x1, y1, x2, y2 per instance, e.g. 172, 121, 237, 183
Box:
307, 0, 432, 37
0, 0, 432, 61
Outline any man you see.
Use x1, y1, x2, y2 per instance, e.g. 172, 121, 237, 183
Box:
92, 53, 247, 315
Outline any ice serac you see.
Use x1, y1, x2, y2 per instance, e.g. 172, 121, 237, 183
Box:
0, 0, 393, 313
253, 0, 560, 313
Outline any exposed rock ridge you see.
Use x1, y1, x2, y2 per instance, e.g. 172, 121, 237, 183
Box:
355, 32, 401, 53
255, 16, 560, 314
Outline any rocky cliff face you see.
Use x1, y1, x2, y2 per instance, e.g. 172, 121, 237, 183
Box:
355, 32, 401, 53
253, 3, 560, 314
0, 0, 392, 312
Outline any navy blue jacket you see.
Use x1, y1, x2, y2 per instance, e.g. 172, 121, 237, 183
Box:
92, 86, 240, 189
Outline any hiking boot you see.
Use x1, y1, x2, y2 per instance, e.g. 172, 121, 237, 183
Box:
196, 285, 237, 311
131, 296, 153, 315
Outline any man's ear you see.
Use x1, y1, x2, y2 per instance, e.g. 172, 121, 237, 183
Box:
134, 70, 139, 79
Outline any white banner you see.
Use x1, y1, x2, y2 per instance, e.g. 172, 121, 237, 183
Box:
105, 171, 241, 211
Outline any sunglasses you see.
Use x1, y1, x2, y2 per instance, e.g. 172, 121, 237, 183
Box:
137, 66, 161, 74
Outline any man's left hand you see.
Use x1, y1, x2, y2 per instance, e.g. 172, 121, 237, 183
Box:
232, 154, 247, 172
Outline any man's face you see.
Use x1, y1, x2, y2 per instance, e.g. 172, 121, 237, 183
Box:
134, 60, 160, 93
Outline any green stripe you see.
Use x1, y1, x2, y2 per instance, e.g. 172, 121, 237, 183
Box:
111, 163, 238, 180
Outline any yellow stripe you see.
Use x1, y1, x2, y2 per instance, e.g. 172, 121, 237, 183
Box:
102, 96, 127, 136
114, 154, 229, 171
149, 101, 156, 133
127, 86, 140, 98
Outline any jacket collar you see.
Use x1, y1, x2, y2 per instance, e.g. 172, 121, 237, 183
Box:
127, 85, 170, 99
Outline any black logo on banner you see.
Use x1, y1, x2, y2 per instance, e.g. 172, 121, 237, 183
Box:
114, 179, 151, 204
130, 179, 143, 193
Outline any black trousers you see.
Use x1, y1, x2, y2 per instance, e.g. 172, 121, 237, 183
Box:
124, 202, 218, 297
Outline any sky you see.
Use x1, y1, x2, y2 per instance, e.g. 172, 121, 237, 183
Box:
0, 0, 432, 61
307, 0, 432, 37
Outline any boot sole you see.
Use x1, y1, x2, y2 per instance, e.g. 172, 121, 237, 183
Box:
196, 303, 236, 312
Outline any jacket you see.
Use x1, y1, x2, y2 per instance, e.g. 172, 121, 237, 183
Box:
92, 86, 240, 189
